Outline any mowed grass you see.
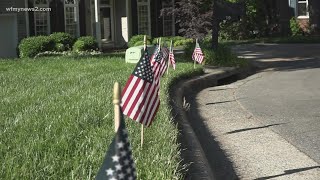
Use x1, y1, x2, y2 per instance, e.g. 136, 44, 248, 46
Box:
0, 55, 203, 179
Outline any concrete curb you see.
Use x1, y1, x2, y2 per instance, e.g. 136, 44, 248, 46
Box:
170, 65, 256, 179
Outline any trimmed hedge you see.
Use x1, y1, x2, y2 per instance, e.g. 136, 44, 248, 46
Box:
128, 35, 193, 48
152, 36, 191, 47
73, 36, 98, 52
18, 36, 55, 58
132, 40, 152, 46
49, 32, 75, 51
174, 39, 193, 47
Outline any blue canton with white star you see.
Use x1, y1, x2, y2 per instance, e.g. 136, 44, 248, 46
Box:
132, 49, 154, 83
96, 111, 137, 180
153, 46, 163, 63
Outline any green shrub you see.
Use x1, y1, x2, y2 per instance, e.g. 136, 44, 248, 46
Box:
73, 36, 98, 52
205, 44, 248, 67
174, 39, 193, 47
54, 43, 65, 52
128, 35, 152, 47
152, 36, 171, 45
290, 17, 303, 36
184, 41, 195, 58
184, 41, 247, 67
18, 36, 55, 58
49, 32, 75, 51
133, 40, 152, 46
152, 36, 190, 47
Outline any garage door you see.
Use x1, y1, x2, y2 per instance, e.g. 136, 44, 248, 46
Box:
0, 14, 18, 58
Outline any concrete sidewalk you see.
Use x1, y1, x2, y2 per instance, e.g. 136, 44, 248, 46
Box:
171, 44, 320, 179
191, 43, 320, 179
195, 75, 320, 179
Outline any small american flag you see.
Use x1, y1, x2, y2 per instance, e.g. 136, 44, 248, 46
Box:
95, 110, 137, 180
151, 45, 168, 78
160, 47, 169, 75
121, 48, 160, 127
192, 41, 204, 64
169, 50, 176, 70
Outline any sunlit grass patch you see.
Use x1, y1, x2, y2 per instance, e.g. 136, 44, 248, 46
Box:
0, 56, 203, 179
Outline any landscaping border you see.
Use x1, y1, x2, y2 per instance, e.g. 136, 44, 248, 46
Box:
170, 65, 256, 179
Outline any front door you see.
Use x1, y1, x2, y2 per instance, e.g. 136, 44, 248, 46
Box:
100, 7, 112, 42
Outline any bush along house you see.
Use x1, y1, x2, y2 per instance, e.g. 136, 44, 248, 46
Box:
0, 0, 176, 58
288, 0, 320, 33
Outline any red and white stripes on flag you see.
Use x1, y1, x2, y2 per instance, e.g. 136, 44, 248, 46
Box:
192, 41, 205, 64
159, 47, 169, 76
151, 45, 169, 80
169, 50, 176, 70
121, 48, 160, 127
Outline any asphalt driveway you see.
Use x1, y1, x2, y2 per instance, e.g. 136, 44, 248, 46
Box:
234, 43, 320, 164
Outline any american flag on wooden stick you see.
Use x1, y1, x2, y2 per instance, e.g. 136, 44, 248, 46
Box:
159, 47, 169, 76
95, 110, 137, 180
169, 49, 176, 70
152, 45, 169, 77
121, 48, 160, 127
151, 45, 169, 78
192, 41, 205, 64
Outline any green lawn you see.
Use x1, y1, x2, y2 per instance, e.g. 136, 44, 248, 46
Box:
0, 55, 203, 179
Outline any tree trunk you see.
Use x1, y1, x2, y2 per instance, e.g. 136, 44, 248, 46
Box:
309, 0, 320, 34
212, 0, 219, 50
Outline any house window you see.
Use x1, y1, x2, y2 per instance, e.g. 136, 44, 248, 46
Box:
34, 0, 50, 35
162, 0, 175, 36
137, 0, 150, 35
297, 0, 308, 17
64, 0, 79, 37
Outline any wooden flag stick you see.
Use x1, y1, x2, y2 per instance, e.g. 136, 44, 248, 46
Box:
141, 124, 144, 148
167, 40, 173, 75
194, 39, 197, 69
143, 35, 147, 50
159, 38, 162, 50
113, 82, 121, 132
141, 35, 148, 148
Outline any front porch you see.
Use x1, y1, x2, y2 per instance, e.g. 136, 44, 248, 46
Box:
25, 0, 131, 49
